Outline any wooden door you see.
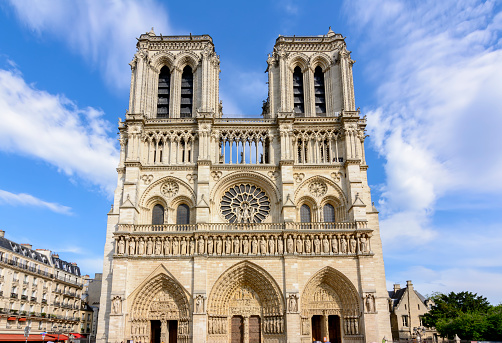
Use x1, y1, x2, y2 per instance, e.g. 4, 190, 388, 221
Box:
249, 316, 261, 343
168, 320, 177, 343
311, 315, 322, 342
231, 316, 244, 343
329, 315, 341, 343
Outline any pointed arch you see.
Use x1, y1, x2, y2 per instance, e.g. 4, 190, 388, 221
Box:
207, 260, 284, 316
301, 266, 360, 317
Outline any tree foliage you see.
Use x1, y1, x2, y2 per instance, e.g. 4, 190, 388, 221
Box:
422, 291, 502, 340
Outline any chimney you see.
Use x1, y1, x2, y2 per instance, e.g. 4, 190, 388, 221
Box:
406, 280, 413, 289
393, 283, 401, 292
52, 253, 59, 259
0, 230, 4, 238
21, 244, 33, 250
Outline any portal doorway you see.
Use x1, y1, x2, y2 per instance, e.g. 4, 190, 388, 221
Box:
328, 315, 341, 343
311, 315, 323, 342
151, 320, 161, 343
168, 320, 178, 343
249, 316, 261, 343
231, 316, 244, 343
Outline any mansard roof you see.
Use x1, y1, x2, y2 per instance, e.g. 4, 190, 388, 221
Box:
0, 236, 51, 265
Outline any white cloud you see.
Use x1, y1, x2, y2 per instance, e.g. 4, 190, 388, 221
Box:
0, 67, 119, 193
0, 189, 72, 215
7, 0, 171, 90
346, 0, 502, 245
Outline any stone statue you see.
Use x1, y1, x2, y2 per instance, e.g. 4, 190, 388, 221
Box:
340, 236, 347, 253
225, 236, 232, 255
233, 236, 240, 254
173, 238, 179, 255
251, 236, 258, 254
260, 236, 267, 254
118, 239, 125, 254
360, 235, 369, 253
314, 235, 321, 254
189, 237, 195, 255
287, 235, 294, 254
305, 236, 312, 254
288, 294, 298, 312
155, 239, 161, 255
138, 239, 145, 255
198, 236, 205, 254
164, 238, 171, 255
146, 238, 153, 255
180, 237, 187, 255
277, 236, 284, 254
350, 235, 357, 253
242, 236, 249, 254
268, 235, 275, 254
129, 239, 136, 255
331, 235, 338, 253
112, 296, 121, 314
296, 236, 303, 253
195, 295, 204, 313
366, 293, 375, 312
207, 236, 214, 254
322, 235, 330, 253
216, 237, 222, 255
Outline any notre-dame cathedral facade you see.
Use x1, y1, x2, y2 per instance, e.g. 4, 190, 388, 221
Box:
97, 28, 392, 343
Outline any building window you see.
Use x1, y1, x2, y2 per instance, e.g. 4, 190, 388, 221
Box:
314, 66, 326, 115
157, 66, 171, 118
323, 204, 335, 222
419, 316, 423, 326
300, 204, 311, 223
180, 66, 193, 117
293, 66, 305, 115
152, 204, 165, 225
402, 315, 409, 327
176, 204, 190, 225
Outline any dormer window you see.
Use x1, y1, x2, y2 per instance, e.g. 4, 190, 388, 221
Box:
293, 66, 304, 115
180, 66, 193, 117
157, 66, 171, 118
314, 66, 326, 115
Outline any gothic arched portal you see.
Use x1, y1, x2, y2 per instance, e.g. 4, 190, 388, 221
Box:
207, 261, 285, 342
128, 267, 191, 343
301, 267, 362, 343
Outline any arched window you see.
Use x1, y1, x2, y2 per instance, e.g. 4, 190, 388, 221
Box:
152, 204, 164, 225
314, 66, 326, 115
293, 66, 304, 115
323, 203, 335, 222
180, 66, 193, 117
157, 66, 171, 118
176, 204, 190, 225
300, 204, 311, 223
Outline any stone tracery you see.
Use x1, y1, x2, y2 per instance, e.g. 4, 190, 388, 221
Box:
220, 184, 271, 223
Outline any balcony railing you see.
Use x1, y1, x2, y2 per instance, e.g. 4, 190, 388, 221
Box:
119, 221, 365, 233
11, 292, 18, 299
21, 295, 28, 300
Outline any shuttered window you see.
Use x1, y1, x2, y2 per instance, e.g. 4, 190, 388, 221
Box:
157, 66, 171, 118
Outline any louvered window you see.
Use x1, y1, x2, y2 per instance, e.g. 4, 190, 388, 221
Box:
176, 204, 190, 225
293, 66, 304, 115
300, 204, 311, 223
314, 66, 326, 115
180, 66, 193, 117
323, 204, 335, 222
152, 204, 164, 225
157, 66, 171, 118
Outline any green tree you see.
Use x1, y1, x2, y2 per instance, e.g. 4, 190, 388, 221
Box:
422, 291, 499, 340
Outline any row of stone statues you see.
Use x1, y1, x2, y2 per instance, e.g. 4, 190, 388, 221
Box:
263, 316, 284, 334
116, 233, 372, 256
208, 317, 227, 334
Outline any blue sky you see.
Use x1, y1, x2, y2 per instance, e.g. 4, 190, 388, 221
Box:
0, 0, 501, 303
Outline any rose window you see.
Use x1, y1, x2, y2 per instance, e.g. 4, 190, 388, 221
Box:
220, 184, 271, 223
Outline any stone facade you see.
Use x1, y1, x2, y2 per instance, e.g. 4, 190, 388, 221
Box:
0, 230, 83, 340
388, 281, 437, 343
97, 28, 392, 343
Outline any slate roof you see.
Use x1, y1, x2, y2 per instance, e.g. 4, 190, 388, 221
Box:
388, 287, 427, 310
0, 236, 51, 265
52, 255, 81, 276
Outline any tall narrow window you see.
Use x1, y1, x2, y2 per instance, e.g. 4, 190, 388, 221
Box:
314, 66, 326, 115
300, 204, 311, 223
157, 66, 171, 118
176, 204, 190, 225
323, 204, 335, 222
180, 66, 193, 117
152, 204, 164, 225
293, 66, 304, 115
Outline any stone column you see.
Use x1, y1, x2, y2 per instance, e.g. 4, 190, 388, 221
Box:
161, 320, 168, 343
243, 316, 249, 343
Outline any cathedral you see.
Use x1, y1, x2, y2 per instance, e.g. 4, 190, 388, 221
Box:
97, 28, 392, 343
